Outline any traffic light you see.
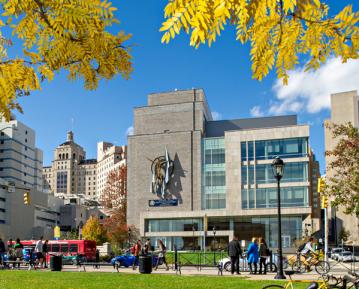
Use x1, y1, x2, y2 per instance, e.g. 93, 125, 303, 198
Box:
317, 177, 325, 193
24, 191, 30, 205
321, 195, 329, 209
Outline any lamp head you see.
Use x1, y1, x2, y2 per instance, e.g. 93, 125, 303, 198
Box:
271, 156, 284, 180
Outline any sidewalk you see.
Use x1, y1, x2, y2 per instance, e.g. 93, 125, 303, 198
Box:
62, 265, 337, 281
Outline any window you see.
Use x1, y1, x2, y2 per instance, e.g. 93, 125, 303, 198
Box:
61, 244, 68, 253
0, 132, 4, 136
51, 244, 60, 252
1, 141, 3, 144
25, 138, 27, 143
69, 244, 78, 253
25, 130, 28, 135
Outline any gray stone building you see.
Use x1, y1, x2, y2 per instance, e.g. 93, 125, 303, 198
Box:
324, 90, 359, 244
127, 89, 321, 250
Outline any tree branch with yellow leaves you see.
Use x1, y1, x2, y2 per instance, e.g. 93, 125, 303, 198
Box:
160, 0, 358, 84
0, 0, 132, 119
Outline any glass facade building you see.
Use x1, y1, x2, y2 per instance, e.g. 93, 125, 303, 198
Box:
202, 138, 226, 209
240, 137, 309, 210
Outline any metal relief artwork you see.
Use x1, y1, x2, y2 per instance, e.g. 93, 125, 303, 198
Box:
149, 148, 174, 199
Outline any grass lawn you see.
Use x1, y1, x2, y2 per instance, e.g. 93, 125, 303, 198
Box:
0, 271, 311, 289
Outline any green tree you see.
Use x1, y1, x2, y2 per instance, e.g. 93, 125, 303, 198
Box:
82, 216, 107, 245
338, 228, 350, 243
0, 0, 132, 119
325, 122, 359, 217
160, 0, 358, 84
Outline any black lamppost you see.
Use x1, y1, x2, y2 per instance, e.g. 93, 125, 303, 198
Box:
213, 225, 217, 265
272, 156, 286, 280
192, 225, 196, 252
128, 227, 132, 249
212, 226, 217, 251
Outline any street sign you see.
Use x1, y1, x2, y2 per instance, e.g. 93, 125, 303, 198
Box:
148, 199, 178, 207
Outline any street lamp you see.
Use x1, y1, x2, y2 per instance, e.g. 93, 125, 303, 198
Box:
128, 227, 132, 249
192, 225, 196, 252
272, 156, 286, 280
212, 225, 217, 251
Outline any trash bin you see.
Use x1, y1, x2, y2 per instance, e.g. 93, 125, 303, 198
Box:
139, 255, 152, 274
50, 255, 62, 271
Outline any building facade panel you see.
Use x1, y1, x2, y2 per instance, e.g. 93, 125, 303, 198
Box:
128, 89, 321, 250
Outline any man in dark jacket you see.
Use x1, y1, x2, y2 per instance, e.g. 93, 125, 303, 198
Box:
0, 238, 5, 265
227, 236, 242, 275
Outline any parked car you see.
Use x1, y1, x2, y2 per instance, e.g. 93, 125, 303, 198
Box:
338, 251, 356, 262
331, 248, 345, 260
110, 253, 161, 268
219, 254, 289, 273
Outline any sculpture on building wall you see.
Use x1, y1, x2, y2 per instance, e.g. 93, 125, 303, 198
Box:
149, 148, 174, 198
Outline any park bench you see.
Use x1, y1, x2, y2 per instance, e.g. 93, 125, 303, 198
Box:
77, 262, 115, 272
2, 260, 32, 269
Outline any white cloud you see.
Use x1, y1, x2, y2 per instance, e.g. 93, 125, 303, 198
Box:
269, 57, 359, 115
211, 111, 222, 120
250, 106, 265, 117
126, 126, 134, 136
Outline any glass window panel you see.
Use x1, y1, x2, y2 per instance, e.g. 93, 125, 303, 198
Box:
69, 244, 78, 253
212, 171, 225, 186
61, 244, 68, 253
255, 141, 265, 160
212, 148, 225, 164
51, 244, 59, 252
241, 189, 248, 209
249, 189, 255, 208
248, 142, 254, 160
241, 142, 247, 160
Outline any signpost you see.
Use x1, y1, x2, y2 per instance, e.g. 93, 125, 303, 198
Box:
148, 199, 178, 207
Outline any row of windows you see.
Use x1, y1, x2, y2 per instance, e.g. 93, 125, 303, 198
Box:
241, 186, 309, 209
241, 162, 308, 184
202, 138, 226, 210
241, 138, 308, 161
146, 218, 203, 233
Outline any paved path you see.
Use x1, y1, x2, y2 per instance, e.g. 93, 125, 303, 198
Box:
61, 261, 359, 281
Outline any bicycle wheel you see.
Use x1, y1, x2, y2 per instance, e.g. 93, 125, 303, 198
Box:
266, 263, 277, 273
262, 286, 285, 289
292, 260, 306, 273
315, 261, 330, 275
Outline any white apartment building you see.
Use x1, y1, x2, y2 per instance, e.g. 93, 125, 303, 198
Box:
0, 117, 62, 240
0, 116, 43, 191
43, 133, 127, 201
97, 142, 126, 198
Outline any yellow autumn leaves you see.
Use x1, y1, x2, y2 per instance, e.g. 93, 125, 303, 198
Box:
0, 0, 132, 119
160, 0, 358, 84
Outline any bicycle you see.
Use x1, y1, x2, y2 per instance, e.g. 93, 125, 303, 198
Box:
292, 252, 330, 275
262, 270, 339, 289
327, 272, 359, 289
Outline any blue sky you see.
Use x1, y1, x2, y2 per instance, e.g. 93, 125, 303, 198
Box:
12, 1, 358, 172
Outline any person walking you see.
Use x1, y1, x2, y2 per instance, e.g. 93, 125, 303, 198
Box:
258, 237, 269, 274
0, 238, 5, 266
227, 236, 242, 275
154, 239, 169, 271
144, 238, 151, 255
14, 238, 24, 269
247, 237, 259, 274
7, 238, 15, 262
34, 236, 44, 268
132, 240, 141, 270
42, 240, 48, 268
95, 249, 100, 269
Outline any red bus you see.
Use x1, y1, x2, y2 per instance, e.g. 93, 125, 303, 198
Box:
14, 240, 96, 262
